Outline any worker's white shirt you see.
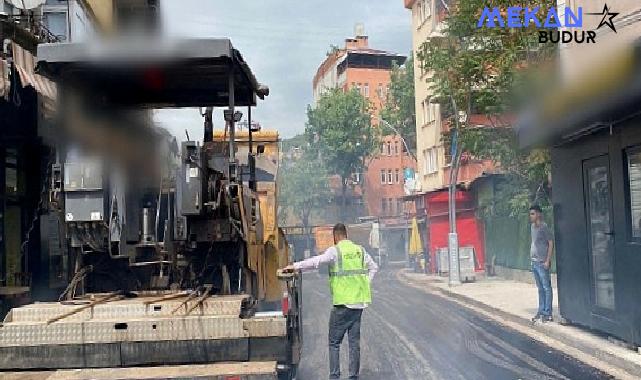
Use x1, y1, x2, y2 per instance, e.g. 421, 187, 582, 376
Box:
293, 244, 378, 309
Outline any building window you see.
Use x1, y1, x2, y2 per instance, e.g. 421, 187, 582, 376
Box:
380, 169, 386, 185
431, 148, 438, 173
387, 142, 392, 156
43, 11, 68, 42
417, 0, 431, 27
395, 141, 399, 156
428, 103, 438, 123
395, 169, 400, 184
381, 143, 386, 155
356, 83, 362, 93
397, 199, 404, 214
387, 169, 393, 184
627, 147, 641, 239
422, 148, 439, 175
381, 198, 387, 213
377, 83, 384, 99
422, 98, 432, 125
364, 83, 370, 97
422, 149, 429, 175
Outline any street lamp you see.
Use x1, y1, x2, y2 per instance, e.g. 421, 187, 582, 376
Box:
376, 118, 416, 162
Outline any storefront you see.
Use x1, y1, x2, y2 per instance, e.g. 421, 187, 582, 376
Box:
424, 189, 485, 273
519, 41, 641, 346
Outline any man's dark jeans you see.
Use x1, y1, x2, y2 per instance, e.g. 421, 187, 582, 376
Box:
328, 305, 363, 379
532, 261, 553, 317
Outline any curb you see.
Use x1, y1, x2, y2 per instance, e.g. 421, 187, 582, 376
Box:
398, 270, 641, 379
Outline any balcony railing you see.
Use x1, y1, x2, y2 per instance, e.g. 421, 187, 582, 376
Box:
6, 14, 61, 44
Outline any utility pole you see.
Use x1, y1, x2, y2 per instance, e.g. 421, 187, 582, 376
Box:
447, 96, 463, 286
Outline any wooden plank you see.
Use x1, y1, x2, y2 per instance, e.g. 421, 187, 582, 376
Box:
0, 361, 278, 380
0, 287, 30, 296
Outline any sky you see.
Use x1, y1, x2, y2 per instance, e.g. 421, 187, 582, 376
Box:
154, 0, 412, 141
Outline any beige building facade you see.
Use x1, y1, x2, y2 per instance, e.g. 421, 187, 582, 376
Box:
404, 0, 447, 192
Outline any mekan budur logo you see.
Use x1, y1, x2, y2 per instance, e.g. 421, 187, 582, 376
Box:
477, 4, 618, 44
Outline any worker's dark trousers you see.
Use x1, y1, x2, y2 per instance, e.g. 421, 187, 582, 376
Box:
328, 305, 363, 379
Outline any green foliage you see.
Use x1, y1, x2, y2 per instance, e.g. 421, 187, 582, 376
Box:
305, 88, 377, 182
380, 54, 416, 152
418, 0, 557, 216
281, 134, 307, 152
278, 151, 330, 228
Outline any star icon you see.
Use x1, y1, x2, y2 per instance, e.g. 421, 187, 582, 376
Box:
587, 4, 619, 33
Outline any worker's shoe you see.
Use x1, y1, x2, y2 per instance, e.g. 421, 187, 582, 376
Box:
541, 315, 553, 323
531, 313, 542, 323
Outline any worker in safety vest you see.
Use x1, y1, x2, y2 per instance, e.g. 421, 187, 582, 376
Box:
283, 223, 378, 380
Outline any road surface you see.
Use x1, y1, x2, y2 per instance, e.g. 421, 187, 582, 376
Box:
296, 267, 610, 380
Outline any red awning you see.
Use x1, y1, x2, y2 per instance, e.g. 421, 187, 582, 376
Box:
426, 189, 472, 203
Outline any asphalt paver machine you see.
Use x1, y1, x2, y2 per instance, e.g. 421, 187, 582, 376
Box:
0, 38, 302, 380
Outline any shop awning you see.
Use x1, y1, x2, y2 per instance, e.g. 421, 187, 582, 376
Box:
11, 42, 57, 100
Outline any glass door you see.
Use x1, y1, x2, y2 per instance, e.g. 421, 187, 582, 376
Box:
583, 155, 616, 312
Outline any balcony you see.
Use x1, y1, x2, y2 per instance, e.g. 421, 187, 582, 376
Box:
0, 13, 61, 53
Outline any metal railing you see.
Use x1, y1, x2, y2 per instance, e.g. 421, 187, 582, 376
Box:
5, 14, 61, 43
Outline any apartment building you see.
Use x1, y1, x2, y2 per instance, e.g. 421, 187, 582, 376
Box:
404, 0, 489, 272
405, 0, 445, 192
312, 29, 413, 222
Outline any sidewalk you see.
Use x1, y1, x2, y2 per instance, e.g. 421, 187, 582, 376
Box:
398, 269, 641, 379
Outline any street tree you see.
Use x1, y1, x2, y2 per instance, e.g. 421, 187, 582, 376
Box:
278, 151, 330, 248
381, 54, 416, 153
305, 88, 377, 221
418, 0, 556, 216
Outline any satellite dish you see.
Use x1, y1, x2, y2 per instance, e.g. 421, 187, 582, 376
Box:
8, 0, 46, 10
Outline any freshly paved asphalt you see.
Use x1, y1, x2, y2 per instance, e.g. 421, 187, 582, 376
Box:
296, 266, 611, 380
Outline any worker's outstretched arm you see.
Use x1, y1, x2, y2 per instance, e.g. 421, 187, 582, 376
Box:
283, 247, 337, 273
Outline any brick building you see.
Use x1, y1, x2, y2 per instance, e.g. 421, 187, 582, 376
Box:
312, 30, 414, 223
366, 135, 416, 218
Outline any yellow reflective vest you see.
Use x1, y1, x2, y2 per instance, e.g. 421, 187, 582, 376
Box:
329, 240, 372, 305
